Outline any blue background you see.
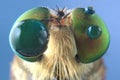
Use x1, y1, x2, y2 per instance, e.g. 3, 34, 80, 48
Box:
0, 0, 119, 80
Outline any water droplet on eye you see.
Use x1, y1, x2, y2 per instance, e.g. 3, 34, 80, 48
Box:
86, 25, 102, 39
85, 7, 95, 14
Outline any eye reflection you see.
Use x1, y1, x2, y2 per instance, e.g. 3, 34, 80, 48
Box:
9, 19, 48, 61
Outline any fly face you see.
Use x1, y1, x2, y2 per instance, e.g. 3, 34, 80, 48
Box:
9, 6, 110, 80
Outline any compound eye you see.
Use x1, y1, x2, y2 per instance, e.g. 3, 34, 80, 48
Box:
86, 25, 102, 39
71, 7, 110, 63
9, 19, 48, 62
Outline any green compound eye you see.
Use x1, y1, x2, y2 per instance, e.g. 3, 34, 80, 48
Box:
15, 7, 50, 26
9, 19, 48, 62
86, 25, 102, 39
72, 7, 110, 63
9, 7, 50, 62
